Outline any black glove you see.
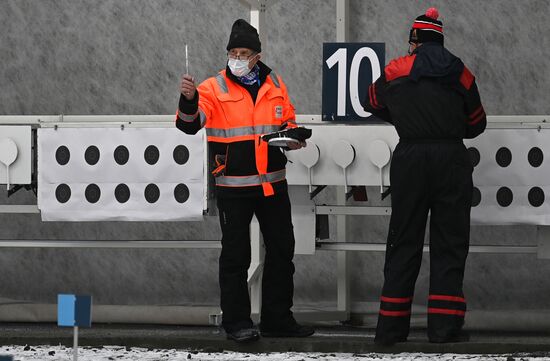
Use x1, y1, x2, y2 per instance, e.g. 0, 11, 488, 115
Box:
261, 127, 312, 143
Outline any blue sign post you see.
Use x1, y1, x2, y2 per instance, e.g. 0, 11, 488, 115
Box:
322, 42, 385, 122
0, 355, 14, 360
58, 294, 92, 361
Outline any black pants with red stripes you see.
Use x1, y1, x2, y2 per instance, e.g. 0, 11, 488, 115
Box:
217, 191, 296, 333
376, 141, 472, 343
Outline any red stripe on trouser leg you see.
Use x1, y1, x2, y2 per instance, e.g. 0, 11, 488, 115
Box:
428, 308, 465, 316
381, 296, 413, 303
428, 295, 466, 303
380, 309, 411, 317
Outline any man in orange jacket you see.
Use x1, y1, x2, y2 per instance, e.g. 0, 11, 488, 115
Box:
176, 19, 314, 343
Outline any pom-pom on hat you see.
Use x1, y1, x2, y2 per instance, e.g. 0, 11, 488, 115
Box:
409, 7, 444, 45
226, 19, 261, 53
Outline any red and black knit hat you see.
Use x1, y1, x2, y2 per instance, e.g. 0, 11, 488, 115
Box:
409, 7, 443, 45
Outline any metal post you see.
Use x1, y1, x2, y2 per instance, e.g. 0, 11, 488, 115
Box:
336, 0, 349, 42
240, 0, 282, 61
336, 189, 350, 318
336, 0, 350, 320
249, 1, 267, 47
249, 217, 264, 322
73, 326, 78, 361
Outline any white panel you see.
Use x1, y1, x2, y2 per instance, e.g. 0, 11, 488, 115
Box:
0, 126, 32, 185
37, 127, 205, 221
287, 125, 550, 226
288, 185, 316, 255
286, 124, 398, 187
466, 129, 550, 225
465, 129, 550, 186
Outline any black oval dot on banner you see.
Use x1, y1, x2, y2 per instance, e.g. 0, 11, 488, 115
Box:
115, 183, 130, 203
528, 147, 543, 168
144, 183, 160, 203
528, 187, 545, 207
496, 187, 513, 207
173, 145, 190, 165
85, 184, 101, 203
468, 147, 480, 168
55, 146, 70, 165
55, 184, 71, 203
85, 146, 100, 165
114, 145, 130, 165
144, 145, 160, 165
472, 187, 481, 207
495, 147, 512, 167
174, 183, 190, 203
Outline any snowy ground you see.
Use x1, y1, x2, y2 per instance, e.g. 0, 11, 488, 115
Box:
0, 346, 549, 361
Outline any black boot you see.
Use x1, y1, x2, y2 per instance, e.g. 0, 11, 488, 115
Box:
260, 321, 314, 338
226, 328, 260, 343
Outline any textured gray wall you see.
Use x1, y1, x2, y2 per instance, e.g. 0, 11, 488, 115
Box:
1, 0, 550, 322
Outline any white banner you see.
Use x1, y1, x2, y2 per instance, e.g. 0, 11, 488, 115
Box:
465, 129, 550, 225
38, 127, 205, 221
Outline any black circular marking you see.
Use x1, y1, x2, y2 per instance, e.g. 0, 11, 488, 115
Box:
55, 184, 71, 203
495, 147, 512, 168
496, 187, 513, 207
85, 145, 100, 165
174, 183, 190, 203
144, 145, 160, 165
173, 145, 190, 165
528, 187, 545, 207
85, 184, 101, 203
114, 145, 130, 165
144, 183, 160, 203
472, 187, 481, 207
55, 146, 70, 165
115, 183, 130, 203
468, 147, 480, 168
528, 147, 543, 168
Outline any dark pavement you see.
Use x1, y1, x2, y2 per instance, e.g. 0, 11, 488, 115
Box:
0, 323, 549, 355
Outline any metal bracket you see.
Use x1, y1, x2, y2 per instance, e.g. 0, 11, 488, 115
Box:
381, 186, 391, 200
309, 185, 327, 200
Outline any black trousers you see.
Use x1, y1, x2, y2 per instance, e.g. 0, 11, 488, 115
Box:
217, 191, 296, 333
376, 141, 473, 342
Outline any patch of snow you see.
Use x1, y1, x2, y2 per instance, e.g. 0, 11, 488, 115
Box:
0, 345, 549, 361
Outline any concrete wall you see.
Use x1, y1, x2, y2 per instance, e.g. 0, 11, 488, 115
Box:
1, 0, 549, 325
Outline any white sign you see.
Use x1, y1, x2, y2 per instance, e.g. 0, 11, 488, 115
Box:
38, 127, 205, 221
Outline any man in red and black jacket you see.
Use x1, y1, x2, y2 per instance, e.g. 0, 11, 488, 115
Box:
363, 8, 486, 345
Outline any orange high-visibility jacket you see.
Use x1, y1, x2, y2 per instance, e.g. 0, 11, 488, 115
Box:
176, 68, 297, 197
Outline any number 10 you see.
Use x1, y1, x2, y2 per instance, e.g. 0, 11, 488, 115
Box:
326, 47, 381, 118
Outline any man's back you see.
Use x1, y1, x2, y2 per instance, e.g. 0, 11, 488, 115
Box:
366, 42, 486, 140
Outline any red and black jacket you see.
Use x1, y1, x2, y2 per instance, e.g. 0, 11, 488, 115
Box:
364, 42, 486, 140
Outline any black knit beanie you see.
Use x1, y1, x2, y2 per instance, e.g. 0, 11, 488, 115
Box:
226, 19, 261, 53
409, 7, 444, 45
